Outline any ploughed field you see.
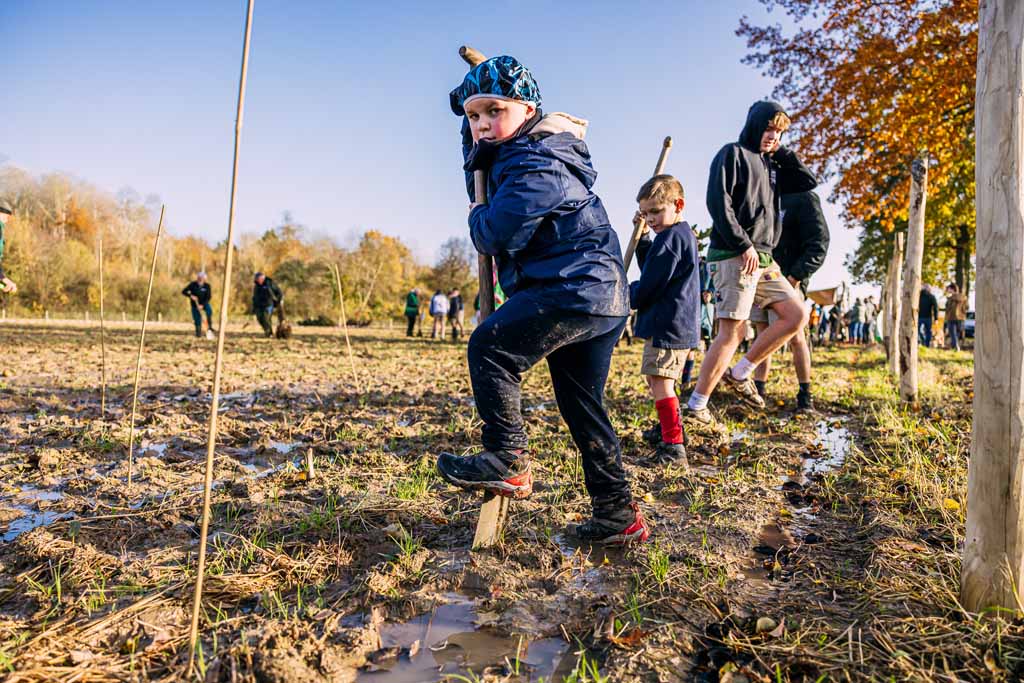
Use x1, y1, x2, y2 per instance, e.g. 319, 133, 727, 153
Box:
0, 321, 1017, 682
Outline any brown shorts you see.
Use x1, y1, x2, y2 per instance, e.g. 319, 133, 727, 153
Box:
641, 340, 689, 379
709, 256, 798, 320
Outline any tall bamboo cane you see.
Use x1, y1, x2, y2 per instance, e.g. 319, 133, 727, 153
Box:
188, 0, 254, 673
332, 262, 362, 392
126, 206, 165, 488
98, 230, 108, 422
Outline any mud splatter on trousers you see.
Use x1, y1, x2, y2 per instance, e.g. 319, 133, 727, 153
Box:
467, 292, 632, 512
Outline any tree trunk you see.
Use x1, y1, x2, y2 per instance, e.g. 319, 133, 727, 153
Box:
962, 0, 1024, 614
899, 155, 927, 403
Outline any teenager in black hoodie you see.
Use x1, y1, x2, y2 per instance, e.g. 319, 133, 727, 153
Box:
685, 101, 818, 423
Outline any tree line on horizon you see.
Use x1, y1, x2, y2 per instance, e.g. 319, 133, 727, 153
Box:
0, 165, 478, 324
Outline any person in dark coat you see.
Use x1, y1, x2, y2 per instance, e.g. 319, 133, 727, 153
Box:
0, 202, 17, 294
447, 287, 464, 341
182, 271, 215, 338
436, 55, 645, 546
251, 272, 283, 338
629, 175, 700, 466
919, 285, 939, 347
749, 189, 830, 411
686, 101, 817, 422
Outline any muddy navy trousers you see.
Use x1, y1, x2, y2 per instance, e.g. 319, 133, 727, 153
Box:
467, 292, 631, 512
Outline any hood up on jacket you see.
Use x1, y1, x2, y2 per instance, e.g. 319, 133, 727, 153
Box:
738, 100, 787, 153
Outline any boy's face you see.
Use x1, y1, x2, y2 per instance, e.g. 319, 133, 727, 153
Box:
464, 97, 536, 143
638, 197, 685, 233
760, 124, 784, 153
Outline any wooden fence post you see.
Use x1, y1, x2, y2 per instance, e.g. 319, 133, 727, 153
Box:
888, 232, 905, 380
962, 0, 1024, 613
899, 155, 927, 404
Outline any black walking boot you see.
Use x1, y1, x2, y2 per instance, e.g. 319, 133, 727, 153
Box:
437, 449, 533, 499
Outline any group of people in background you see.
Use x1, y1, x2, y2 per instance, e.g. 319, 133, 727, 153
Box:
403, 286, 465, 341
179, 270, 284, 339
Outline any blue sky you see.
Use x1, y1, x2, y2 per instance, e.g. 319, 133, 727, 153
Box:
3, 0, 865, 295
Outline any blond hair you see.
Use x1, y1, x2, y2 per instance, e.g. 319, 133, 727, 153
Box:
636, 174, 684, 204
769, 111, 791, 132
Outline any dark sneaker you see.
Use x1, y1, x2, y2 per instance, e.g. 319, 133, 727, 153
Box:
569, 502, 650, 545
796, 392, 816, 413
642, 421, 662, 445
436, 450, 533, 499
723, 369, 766, 409
682, 405, 715, 426
651, 441, 689, 468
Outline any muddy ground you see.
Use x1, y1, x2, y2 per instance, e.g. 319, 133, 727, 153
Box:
0, 321, 1018, 682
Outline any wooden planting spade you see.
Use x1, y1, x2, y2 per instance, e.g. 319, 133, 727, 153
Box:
458, 44, 506, 550
622, 136, 673, 273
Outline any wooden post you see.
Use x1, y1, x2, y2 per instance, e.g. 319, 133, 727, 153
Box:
458, 45, 507, 549
898, 155, 927, 404
888, 232, 904, 380
98, 232, 108, 422
126, 205, 165, 488
962, 0, 1024, 614
188, 0, 254, 673
622, 137, 673, 273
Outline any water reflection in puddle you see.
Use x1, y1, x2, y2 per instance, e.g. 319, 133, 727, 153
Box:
1, 486, 73, 543
357, 594, 570, 682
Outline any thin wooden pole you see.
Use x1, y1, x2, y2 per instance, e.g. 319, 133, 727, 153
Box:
188, 0, 254, 673
126, 205, 165, 488
623, 136, 673, 273
332, 262, 362, 392
899, 155, 927, 404
962, 0, 1024, 614
98, 231, 108, 422
888, 232, 904, 380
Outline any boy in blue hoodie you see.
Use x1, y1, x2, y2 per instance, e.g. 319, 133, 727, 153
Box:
437, 56, 648, 545
630, 175, 700, 466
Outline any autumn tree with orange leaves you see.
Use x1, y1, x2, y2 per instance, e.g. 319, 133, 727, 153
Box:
738, 0, 977, 293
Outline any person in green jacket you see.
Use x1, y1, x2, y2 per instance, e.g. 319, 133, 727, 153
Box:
404, 287, 421, 336
0, 203, 17, 294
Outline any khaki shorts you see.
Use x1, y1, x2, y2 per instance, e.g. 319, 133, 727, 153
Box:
641, 340, 689, 379
709, 256, 797, 320
748, 304, 778, 325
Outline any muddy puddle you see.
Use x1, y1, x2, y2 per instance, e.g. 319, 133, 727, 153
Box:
1, 485, 73, 543
357, 594, 573, 682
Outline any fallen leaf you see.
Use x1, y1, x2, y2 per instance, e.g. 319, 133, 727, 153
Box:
609, 628, 651, 649
943, 498, 961, 512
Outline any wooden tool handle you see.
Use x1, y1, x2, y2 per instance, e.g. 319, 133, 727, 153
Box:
653, 136, 673, 176
623, 136, 675, 273
459, 45, 487, 67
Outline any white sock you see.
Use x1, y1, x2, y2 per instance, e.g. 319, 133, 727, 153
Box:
732, 356, 756, 380
688, 392, 710, 411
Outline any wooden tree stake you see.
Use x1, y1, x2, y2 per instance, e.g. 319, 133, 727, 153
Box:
962, 0, 1024, 614
188, 0, 254, 673
98, 231, 108, 422
332, 262, 362, 392
126, 205, 165, 488
898, 154, 927, 404
888, 232, 905, 380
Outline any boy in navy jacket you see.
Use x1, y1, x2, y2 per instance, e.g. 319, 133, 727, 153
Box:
630, 176, 700, 466
437, 56, 648, 545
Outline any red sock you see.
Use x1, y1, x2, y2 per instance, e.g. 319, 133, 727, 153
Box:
655, 396, 684, 444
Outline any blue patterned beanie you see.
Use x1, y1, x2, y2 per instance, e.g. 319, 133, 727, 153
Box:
450, 55, 542, 116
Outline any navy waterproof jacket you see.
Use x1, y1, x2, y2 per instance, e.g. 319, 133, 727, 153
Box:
463, 114, 629, 318
629, 222, 700, 349
707, 101, 819, 255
